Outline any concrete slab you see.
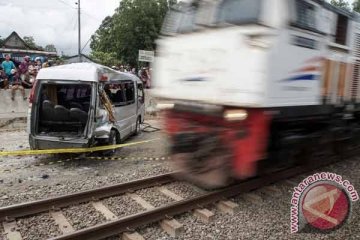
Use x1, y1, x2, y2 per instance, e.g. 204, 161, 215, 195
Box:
0, 89, 30, 117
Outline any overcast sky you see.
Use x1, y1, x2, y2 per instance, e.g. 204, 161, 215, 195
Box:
0, 0, 120, 56
0, 0, 356, 56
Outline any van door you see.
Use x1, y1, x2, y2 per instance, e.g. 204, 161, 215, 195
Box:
105, 81, 137, 139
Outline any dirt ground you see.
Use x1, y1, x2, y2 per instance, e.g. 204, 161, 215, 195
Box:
0, 118, 172, 207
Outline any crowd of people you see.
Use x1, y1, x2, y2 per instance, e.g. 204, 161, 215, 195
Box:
0, 54, 51, 100
0, 56, 152, 102
111, 65, 152, 89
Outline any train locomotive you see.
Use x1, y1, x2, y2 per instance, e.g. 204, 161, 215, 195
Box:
153, 0, 360, 188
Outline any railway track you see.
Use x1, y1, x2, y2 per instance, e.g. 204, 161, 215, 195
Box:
0, 158, 339, 240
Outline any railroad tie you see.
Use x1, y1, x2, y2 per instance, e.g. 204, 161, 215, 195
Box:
126, 193, 155, 210
127, 193, 184, 238
159, 219, 183, 238
284, 179, 299, 187
50, 211, 75, 234
216, 200, 239, 215
91, 201, 117, 221
261, 185, 282, 197
241, 193, 263, 204
122, 232, 145, 240
157, 187, 215, 223
2, 221, 22, 240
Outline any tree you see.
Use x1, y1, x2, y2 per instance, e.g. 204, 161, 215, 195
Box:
89, 51, 121, 67
330, 0, 351, 11
23, 36, 37, 49
23, 36, 45, 50
44, 44, 57, 53
353, 0, 360, 12
331, 0, 360, 13
90, 0, 177, 66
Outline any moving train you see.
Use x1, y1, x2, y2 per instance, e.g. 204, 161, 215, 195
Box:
153, 0, 360, 187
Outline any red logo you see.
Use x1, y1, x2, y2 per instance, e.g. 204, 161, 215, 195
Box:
301, 183, 350, 231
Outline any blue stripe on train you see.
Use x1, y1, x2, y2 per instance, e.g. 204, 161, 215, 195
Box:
286, 74, 319, 81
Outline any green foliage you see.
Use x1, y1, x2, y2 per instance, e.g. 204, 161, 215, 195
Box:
330, 0, 351, 11
44, 44, 57, 53
90, 51, 121, 67
330, 0, 360, 13
23, 36, 44, 50
90, 0, 176, 66
23, 36, 37, 49
353, 0, 360, 13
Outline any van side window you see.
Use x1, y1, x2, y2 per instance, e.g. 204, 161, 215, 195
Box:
124, 82, 135, 104
104, 81, 135, 106
104, 83, 126, 106
137, 83, 145, 104
294, 0, 317, 31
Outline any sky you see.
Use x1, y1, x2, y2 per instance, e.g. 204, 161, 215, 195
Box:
0, 0, 355, 56
0, 0, 120, 56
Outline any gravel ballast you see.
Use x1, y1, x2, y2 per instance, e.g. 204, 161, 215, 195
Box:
165, 181, 202, 199
135, 187, 174, 208
16, 213, 61, 240
103, 195, 144, 218
0, 121, 359, 239
138, 223, 169, 240
61, 203, 107, 230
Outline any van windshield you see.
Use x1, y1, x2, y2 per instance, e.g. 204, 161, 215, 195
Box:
161, 0, 263, 35
37, 82, 93, 136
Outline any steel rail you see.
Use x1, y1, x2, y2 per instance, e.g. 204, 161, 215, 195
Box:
0, 173, 175, 221
50, 166, 305, 240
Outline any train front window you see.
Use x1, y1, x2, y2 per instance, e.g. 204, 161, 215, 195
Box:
216, 0, 263, 25
292, 0, 318, 32
161, 0, 264, 35
161, 3, 197, 35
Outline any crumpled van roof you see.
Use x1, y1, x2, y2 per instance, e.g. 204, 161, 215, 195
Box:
37, 62, 141, 83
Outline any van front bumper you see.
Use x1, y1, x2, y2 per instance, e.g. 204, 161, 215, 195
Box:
29, 135, 92, 150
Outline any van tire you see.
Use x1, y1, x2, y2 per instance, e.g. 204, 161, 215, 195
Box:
134, 117, 141, 136
103, 129, 118, 156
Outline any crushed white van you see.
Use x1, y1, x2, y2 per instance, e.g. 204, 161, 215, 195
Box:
27, 63, 145, 153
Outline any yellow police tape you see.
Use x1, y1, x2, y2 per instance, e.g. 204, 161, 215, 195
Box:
0, 139, 159, 156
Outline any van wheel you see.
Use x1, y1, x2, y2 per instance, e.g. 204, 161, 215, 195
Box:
103, 129, 118, 156
134, 117, 141, 135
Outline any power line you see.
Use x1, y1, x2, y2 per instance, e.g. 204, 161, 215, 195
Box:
82, 11, 102, 22
56, 0, 76, 9
56, 0, 102, 22
81, 37, 92, 52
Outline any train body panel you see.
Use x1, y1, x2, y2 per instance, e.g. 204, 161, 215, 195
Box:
154, 26, 269, 107
154, 0, 360, 188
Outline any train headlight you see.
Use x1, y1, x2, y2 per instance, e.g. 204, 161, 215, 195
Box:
156, 103, 175, 110
224, 110, 248, 121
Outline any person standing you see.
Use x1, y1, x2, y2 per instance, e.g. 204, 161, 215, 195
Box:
0, 66, 8, 89
35, 58, 42, 72
146, 67, 151, 89
42, 59, 50, 68
1, 54, 16, 85
19, 56, 30, 82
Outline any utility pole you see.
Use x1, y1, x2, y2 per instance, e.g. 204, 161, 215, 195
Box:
77, 0, 82, 62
